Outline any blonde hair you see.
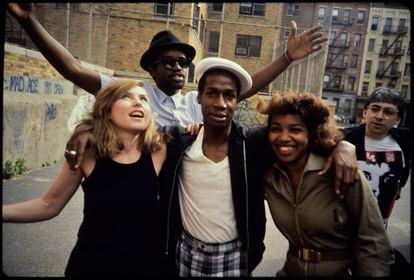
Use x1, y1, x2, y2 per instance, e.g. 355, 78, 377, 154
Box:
257, 91, 343, 156
74, 79, 166, 159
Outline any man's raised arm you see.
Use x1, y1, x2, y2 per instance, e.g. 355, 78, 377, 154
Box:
7, 3, 101, 94
239, 21, 328, 101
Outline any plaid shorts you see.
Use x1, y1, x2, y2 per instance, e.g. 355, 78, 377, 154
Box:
176, 230, 247, 277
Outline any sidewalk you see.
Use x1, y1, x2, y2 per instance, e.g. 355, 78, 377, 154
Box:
2, 161, 410, 276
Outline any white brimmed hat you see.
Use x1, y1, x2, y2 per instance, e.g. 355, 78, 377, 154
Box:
195, 57, 252, 95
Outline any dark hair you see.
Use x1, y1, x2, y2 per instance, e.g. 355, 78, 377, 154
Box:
197, 69, 241, 96
365, 87, 405, 118
257, 91, 343, 157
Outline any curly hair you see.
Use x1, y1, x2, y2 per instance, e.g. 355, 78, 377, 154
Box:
72, 79, 167, 159
257, 91, 343, 157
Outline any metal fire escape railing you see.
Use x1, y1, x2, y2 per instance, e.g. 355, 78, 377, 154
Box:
376, 24, 408, 86
324, 18, 353, 90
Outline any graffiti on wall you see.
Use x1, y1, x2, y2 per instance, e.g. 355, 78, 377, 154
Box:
67, 94, 96, 132
4, 75, 68, 95
4, 110, 27, 154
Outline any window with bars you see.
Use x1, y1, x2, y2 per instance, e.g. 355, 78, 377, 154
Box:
240, 2, 265, 16
235, 35, 262, 57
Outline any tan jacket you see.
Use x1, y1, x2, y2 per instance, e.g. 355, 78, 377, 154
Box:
265, 153, 394, 277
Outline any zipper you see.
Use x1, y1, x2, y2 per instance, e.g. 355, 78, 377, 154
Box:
165, 146, 190, 256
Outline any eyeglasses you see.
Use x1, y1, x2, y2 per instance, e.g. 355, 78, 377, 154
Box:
151, 56, 191, 69
367, 105, 399, 119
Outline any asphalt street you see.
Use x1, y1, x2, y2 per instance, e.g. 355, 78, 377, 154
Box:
2, 160, 411, 277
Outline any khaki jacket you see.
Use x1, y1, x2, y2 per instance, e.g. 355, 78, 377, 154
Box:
265, 153, 394, 277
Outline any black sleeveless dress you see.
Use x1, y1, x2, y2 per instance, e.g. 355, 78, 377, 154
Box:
65, 152, 162, 277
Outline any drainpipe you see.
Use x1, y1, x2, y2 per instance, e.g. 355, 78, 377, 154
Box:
218, 3, 225, 58
66, 3, 70, 50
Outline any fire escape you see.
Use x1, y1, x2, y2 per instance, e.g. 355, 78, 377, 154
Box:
376, 24, 408, 87
324, 17, 353, 92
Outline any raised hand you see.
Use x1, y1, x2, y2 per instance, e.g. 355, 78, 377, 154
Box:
286, 20, 328, 61
7, 3, 34, 20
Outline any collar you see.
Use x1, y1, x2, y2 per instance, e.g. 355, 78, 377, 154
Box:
272, 153, 325, 173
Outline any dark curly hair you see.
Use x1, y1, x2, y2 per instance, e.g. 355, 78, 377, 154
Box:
257, 91, 343, 157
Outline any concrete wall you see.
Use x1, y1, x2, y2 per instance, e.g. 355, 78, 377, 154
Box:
2, 43, 114, 171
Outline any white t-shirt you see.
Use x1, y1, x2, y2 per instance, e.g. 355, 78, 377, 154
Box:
359, 135, 405, 220
178, 127, 238, 243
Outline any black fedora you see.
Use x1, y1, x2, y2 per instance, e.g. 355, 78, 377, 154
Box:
140, 30, 196, 71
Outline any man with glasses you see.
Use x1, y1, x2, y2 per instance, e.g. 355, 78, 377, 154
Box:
343, 87, 411, 229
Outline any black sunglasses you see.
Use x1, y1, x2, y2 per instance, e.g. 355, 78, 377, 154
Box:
152, 56, 191, 69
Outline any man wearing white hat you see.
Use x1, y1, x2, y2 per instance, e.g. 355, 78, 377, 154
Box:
160, 57, 357, 276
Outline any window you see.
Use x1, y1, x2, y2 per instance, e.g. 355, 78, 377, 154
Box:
187, 63, 195, 83
333, 98, 340, 113
323, 74, 330, 88
371, 16, 379, 31
365, 60, 372, 74
332, 8, 339, 23
361, 82, 369, 96
199, 16, 205, 44
367, 38, 375, 52
384, 18, 392, 33
333, 76, 341, 89
343, 9, 351, 25
398, 18, 406, 33
327, 53, 333, 65
329, 31, 336, 45
376, 82, 382, 88
357, 10, 365, 24
235, 35, 262, 57
351, 54, 358, 68
377, 61, 385, 75
339, 32, 347, 47
348, 76, 355, 90
284, 27, 290, 39
404, 63, 411, 76
211, 3, 223, 12
208, 31, 220, 53
390, 63, 398, 76
287, 3, 300, 16
381, 39, 389, 53
193, 4, 200, 33
354, 33, 361, 48
240, 2, 265, 16
318, 7, 326, 19
401, 85, 408, 98
344, 99, 352, 114
154, 2, 174, 17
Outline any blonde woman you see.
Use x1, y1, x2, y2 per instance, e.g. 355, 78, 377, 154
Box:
3, 79, 168, 277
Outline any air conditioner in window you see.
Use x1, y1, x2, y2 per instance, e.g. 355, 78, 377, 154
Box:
236, 48, 248, 55
240, 6, 251, 14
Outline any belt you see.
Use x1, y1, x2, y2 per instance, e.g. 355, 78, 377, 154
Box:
289, 245, 353, 263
